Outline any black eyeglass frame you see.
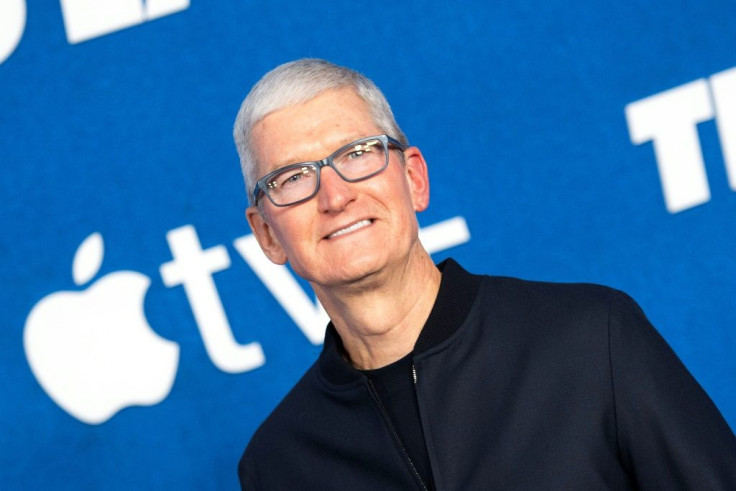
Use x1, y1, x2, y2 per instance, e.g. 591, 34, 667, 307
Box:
252, 134, 407, 207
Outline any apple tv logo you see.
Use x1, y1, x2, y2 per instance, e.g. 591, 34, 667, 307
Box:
22, 217, 470, 425
23, 232, 179, 425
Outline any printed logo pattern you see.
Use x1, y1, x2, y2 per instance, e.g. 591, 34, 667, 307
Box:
626, 66, 736, 213
24, 218, 470, 424
0, 0, 189, 64
24, 233, 179, 425
0, 0, 25, 64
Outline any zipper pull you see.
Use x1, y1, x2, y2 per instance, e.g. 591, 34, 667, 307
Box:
411, 362, 417, 384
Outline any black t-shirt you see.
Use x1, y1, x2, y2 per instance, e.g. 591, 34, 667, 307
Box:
363, 352, 434, 489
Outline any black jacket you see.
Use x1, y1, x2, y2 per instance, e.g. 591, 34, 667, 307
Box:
239, 259, 736, 490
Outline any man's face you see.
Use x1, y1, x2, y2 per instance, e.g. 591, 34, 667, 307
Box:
246, 88, 430, 290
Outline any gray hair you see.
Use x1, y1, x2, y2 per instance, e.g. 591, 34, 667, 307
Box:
233, 58, 408, 205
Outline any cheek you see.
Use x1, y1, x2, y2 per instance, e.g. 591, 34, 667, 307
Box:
272, 213, 313, 255
391, 173, 417, 209
273, 225, 298, 253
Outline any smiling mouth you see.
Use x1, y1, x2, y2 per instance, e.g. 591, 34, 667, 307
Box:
327, 219, 373, 239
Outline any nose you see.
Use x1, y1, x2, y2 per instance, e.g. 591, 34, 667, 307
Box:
317, 167, 355, 213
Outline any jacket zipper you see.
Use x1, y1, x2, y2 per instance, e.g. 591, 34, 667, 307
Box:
366, 377, 428, 491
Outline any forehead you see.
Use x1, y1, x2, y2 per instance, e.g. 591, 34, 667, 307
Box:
251, 88, 383, 175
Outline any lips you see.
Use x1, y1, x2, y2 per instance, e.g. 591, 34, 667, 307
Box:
326, 219, 373, 239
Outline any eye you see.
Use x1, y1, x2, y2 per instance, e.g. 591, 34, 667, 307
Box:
270, 166, 315, 189
284, 172, 304, 185
346, 140, 380, 160
346, 148, 367, 160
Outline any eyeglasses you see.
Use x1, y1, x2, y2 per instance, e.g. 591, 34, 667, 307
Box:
252, 134, 407, 207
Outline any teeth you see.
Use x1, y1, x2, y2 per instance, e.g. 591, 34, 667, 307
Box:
329, 220, 371, 239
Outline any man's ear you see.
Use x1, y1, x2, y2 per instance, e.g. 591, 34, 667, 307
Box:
245, 206, 288, 265
402, 146, 430, 212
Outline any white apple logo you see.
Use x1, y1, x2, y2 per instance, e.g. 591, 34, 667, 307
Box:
24, 232, 180, 425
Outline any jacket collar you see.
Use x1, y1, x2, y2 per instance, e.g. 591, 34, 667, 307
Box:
318, 258, 483, 386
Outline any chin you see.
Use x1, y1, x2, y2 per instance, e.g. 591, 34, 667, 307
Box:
315, 256, 386, 289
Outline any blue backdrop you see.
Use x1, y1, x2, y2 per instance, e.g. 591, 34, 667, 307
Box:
2, 1, 735, 489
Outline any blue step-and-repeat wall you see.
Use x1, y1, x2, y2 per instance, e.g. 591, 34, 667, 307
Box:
2, 1, 735, 489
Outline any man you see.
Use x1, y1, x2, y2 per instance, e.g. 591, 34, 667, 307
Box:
233, 58, 736, 490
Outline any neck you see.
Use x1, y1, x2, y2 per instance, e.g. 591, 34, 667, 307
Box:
313, 245, 441, 370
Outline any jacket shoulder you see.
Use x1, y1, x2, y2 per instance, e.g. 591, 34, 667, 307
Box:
482, 274, 627, 321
